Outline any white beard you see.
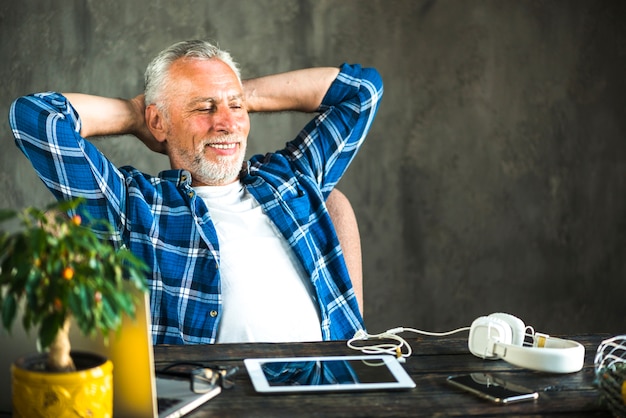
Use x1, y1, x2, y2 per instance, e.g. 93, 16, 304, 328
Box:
193, 151, 245, 185
172, 134, 247, 186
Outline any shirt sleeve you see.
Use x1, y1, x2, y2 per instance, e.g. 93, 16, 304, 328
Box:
283, 63, 384, 197
9, 92, 127, 235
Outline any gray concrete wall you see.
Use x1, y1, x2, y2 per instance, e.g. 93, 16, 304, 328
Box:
1, 0, 625, 335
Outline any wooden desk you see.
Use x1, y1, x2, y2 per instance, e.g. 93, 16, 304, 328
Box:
154, 334, 614, 417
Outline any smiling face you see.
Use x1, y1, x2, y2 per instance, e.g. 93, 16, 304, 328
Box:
148, 57, 250, 186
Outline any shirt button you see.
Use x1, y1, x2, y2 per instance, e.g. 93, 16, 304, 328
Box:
188, 191, 194, 198
210, 310, 218, 318
181, 174, 187, 182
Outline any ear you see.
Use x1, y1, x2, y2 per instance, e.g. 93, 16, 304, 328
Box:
145, 104, 168, 142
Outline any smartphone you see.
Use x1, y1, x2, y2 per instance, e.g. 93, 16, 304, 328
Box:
447, 373, 539, 404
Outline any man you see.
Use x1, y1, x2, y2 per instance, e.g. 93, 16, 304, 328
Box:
10, 40, 383, 344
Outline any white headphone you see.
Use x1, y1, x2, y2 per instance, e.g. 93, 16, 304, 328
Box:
468, 313, 585, 374
348, 312, 585, 374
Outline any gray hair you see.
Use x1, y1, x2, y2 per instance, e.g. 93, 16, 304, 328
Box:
144, 40, 241, 109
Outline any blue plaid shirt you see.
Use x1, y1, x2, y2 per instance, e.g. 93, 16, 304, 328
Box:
9, 63, 383, 344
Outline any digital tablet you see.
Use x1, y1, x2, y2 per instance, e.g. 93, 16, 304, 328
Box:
244, 355, 416, 393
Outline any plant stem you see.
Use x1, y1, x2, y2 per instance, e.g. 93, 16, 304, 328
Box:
46, 317, 76, 372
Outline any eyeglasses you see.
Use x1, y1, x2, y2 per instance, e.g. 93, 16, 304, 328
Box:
156, 362, 239, 393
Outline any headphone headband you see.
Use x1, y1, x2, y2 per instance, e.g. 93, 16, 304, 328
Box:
493, 337, 585, 373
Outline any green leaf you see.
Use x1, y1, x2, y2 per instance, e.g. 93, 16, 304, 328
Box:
100, 298, 119, 331
39, 313, 63, 349
0, 209, 16, 224
1, 293, 16, 330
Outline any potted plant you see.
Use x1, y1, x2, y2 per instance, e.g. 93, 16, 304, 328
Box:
0, 199, 148, 417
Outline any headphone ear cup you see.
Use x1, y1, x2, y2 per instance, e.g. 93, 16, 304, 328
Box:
488, 313, 525, 347
468, 315, 513, 359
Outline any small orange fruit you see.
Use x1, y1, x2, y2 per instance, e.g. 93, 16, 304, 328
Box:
62, 267, 74, 280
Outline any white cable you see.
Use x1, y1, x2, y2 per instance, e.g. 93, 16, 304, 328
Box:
347, 326, 471, 362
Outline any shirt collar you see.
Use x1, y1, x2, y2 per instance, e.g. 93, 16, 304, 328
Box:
158, 169, 192, 187
158, 162, 250, 188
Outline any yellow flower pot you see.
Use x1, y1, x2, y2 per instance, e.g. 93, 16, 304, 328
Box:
11, 351, 113, 418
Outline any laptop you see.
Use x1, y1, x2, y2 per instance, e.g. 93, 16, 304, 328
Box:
0, 292, 221, 417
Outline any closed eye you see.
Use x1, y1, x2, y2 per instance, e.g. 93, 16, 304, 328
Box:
229, 100, 244, 110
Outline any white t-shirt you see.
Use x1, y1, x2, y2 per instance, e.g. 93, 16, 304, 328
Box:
194, 182, 323, 343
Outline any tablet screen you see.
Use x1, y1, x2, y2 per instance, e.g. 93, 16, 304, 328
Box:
244, 355, 415, 393
264, 358, 395, 386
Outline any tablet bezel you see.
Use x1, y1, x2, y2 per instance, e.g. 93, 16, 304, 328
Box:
244, 354, 416, 393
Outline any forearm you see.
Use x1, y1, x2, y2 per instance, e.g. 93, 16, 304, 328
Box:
243, 67, 340, 113
64, 93, 142, 138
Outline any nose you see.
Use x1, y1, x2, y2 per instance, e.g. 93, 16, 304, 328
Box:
213, 106, 238, 134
